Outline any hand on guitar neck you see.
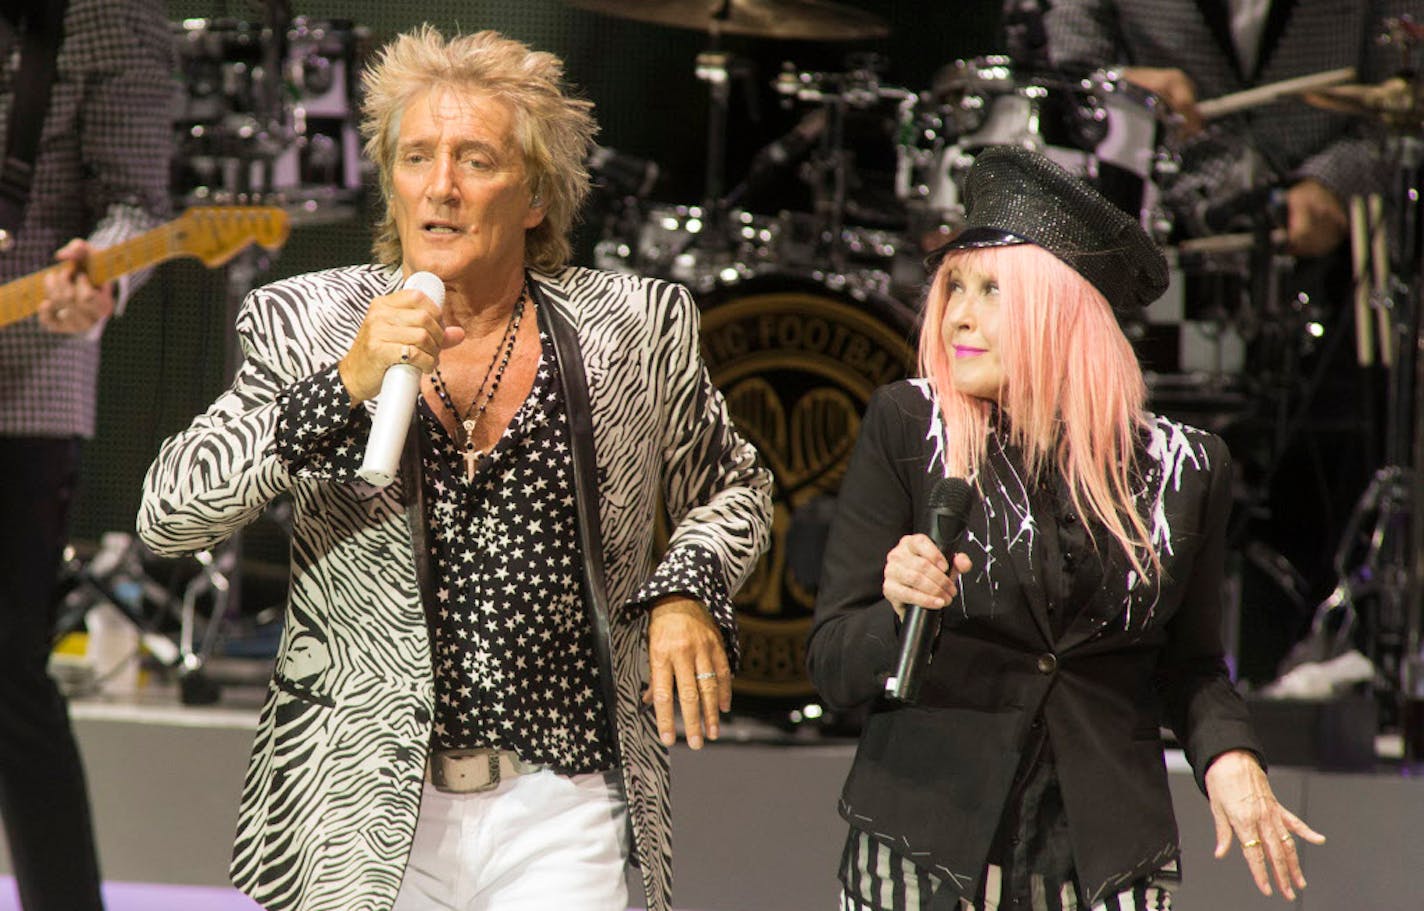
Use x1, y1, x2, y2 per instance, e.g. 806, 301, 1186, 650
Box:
0, 205, 292, 333
37, 238, 115, 335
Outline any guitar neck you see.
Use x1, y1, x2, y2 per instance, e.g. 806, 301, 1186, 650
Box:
0, 223, 182, 328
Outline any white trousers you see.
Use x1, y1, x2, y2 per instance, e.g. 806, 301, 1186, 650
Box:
392, 769, 630, 911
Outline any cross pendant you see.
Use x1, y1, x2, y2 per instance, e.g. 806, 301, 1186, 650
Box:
463, 446, 481, 480
460, 419, 481, 479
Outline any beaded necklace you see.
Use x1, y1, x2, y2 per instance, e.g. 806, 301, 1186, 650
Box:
429, 284, 528, 479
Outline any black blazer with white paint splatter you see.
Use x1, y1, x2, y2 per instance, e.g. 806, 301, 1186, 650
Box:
808, 379, 1260, 904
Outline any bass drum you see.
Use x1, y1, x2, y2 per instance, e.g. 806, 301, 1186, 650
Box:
697, 274, 919, 716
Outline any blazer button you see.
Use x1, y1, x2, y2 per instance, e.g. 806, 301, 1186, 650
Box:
1036, 652, 1058, 674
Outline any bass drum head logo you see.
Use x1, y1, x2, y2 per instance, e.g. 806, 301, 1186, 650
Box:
699, 278, 918, 704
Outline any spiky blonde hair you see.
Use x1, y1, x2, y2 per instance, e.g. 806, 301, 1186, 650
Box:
360, 26, 597, 272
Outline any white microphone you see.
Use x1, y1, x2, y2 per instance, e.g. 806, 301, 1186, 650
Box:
357, 271, 445, 487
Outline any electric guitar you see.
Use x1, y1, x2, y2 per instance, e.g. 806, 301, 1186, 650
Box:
0, 205, 291, 329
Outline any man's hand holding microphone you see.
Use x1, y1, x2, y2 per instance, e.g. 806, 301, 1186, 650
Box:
339, 272, 459, 486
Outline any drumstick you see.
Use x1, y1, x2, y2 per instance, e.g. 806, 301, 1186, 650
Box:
1369, 193, 1393, 366
1350, 195, 1375, 366
1175, 229, 1285, 256
1197, 67, 1357, 120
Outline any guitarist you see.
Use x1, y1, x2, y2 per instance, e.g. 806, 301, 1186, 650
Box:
0, 1, 171, 909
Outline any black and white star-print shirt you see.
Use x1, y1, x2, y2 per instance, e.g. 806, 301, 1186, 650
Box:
274, 318, 725, 774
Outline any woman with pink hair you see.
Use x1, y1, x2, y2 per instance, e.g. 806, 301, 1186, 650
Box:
807, 146, 1321, 910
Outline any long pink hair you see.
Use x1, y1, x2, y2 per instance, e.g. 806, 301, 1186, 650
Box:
918, 243, 1160, 580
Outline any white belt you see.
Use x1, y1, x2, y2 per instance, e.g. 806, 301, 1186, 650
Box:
426, 748, 546, 794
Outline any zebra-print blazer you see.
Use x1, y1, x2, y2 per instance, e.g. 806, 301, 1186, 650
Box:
136, 263, 774, 911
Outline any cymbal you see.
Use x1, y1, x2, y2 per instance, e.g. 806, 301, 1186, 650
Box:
1305, 76, 1422, 129
563, 0, 889, 41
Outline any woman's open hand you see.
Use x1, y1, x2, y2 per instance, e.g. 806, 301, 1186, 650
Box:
1205, 749, 1326, 901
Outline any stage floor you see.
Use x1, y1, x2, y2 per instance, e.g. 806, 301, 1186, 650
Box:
2, 682, 1422, 910
0, 878, 260, 911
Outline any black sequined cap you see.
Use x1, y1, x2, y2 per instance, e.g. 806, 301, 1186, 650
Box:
927, 145, 1169, 316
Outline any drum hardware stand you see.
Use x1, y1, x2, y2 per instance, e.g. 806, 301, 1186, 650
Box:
773, 60, 915, 273
49, 532, 238, 703
170, 543, 239, 705
692, 24, 761, 258
1281, 130, 1422, 733
52, 534, 181, 676
693, 47, 752, 213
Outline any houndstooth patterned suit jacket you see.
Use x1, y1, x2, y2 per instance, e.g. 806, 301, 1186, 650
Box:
1044, 0, 1421, 221
0, 0, 173, 439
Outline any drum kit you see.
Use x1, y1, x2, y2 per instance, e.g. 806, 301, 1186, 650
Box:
571, 0, 1424, 725
171, 9, 369, 220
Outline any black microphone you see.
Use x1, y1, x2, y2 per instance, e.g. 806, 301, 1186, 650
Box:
722, 109, 827, 206
587, 144, 660, 199
885, 477, 975, 702
1196, 182, 1286, 234
749, 108, 826, 176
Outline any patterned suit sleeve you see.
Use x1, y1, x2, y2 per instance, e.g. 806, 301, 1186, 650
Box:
1043, 0, 1126, 70
274, 366, 371, 480
630, 546, 730, 621
136, 287, 300, 556
1289, 0, 1420, 202
81, 0, 174, 303
642, 281, 774, 668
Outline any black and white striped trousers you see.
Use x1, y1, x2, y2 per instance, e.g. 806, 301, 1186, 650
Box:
839, 828, 1174, 911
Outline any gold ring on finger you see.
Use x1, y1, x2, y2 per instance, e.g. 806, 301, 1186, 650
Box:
1280, 834, 1293, 842
695, 671, 717, 681
1243, 838, 1262, 849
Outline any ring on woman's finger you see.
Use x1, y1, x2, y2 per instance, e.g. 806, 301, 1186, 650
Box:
400, 344, 412, 363
1242, 838, 1262, 849
695, 671, 717, 681
1280, 834, 1293, 842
